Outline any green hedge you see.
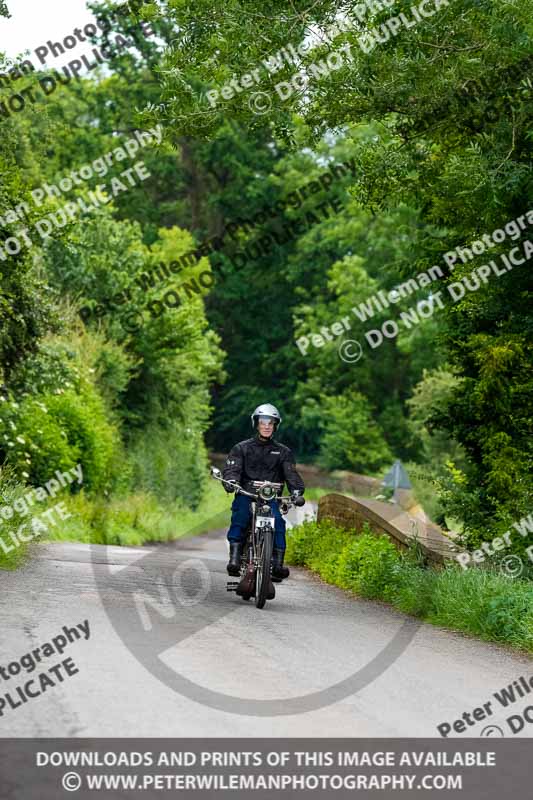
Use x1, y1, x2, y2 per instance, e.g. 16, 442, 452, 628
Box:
0, 383, 121, 492
286, 520, 533, 652
128, 419, 208, 509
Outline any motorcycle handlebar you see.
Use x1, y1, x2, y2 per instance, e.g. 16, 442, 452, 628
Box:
210, 470, 304, 506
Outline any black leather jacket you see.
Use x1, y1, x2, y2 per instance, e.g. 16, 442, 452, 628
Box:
222, 435, 305, 496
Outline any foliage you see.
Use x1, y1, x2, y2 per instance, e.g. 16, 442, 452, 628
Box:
44, 385, 121, 493
0, 466, 30, 570
43, 479, 231, 548
129, 418, 208, 509
286, 520, 533, 651
0, 0, 531, 575
0, 21, 226, 533
314, 392, 393, 473
151, 0, 533, 548
0, 392, 77, 483
0, 381, 121, 492
0, 118, 59, 382
406, 368, 465, 466
286, 519, 401, 598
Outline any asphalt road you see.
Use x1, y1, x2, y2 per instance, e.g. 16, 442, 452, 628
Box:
1, 524, 532, 738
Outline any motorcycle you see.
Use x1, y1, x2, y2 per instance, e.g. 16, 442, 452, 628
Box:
210, 466, 305, 609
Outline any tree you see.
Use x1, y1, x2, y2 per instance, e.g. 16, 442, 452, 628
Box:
149, 0, 533, 536
313, 391, 393, 473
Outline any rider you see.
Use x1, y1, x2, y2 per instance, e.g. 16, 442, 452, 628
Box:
222, 403, 305, 581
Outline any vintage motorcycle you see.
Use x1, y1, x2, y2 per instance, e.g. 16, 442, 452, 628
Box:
211, 466, 305, 609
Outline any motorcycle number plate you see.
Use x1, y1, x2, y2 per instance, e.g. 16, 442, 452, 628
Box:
257, 517, 275, 529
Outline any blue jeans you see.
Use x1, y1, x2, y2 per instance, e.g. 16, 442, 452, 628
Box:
226, 494, 286, 550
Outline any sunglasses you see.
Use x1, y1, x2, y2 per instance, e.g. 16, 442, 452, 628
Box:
258, 417, 275, 426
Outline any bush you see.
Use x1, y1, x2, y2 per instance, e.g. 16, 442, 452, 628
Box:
0, 393, 79, 484
286, 519, 533, 652
0, 381, 122, 493
285, 519, 320, 565
391, 563, 438, 617
128, 419, 208, 508
45, 383, 122, 493
317, 393, 393, 472
286, 520, 402, 599
336, 531, 401, 601
0, 328, 125, 493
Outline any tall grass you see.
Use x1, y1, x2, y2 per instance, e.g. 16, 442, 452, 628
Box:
286, 520, 533, 652
41, 480, 231, 547
0, 474, 232, 565
0, 469, 31, 570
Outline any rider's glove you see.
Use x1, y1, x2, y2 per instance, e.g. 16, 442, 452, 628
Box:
291, 490, 305, 506
222, 480, 235, 494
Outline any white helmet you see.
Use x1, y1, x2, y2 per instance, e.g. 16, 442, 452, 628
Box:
251, 403, 282, 430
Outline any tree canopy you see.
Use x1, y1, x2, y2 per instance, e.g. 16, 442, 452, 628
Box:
0, 0, 531, 552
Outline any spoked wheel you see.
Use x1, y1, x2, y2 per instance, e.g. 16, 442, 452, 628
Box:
255, 525, 273, 609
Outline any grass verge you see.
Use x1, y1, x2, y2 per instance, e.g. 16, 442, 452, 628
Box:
0, 473, 31, 570
45, 481, 231, 547
0, 480, 232, 566
286, 519, 533, 652
0, 481, 333, 568
46, 485, 334, 546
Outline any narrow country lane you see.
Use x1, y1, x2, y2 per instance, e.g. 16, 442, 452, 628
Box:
1, 526, 531, 738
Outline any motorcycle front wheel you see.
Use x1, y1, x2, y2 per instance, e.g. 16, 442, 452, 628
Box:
255, 525, 273, 609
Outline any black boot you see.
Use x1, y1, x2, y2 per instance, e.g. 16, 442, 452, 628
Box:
227, 541, 243, 576
271, 548, 290, 582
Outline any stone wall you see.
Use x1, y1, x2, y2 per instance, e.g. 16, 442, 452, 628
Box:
317, 493, 457, 565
